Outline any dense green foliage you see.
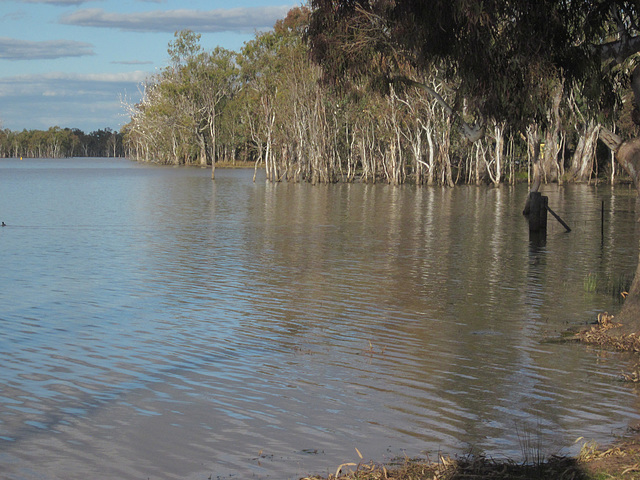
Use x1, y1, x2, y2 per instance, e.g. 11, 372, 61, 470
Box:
0, 127, 124, 159
307, 0, 636, 129
122, 4, 640, 185
125, 30, 238, 173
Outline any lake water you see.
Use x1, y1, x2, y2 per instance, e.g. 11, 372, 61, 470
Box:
1, 157, 640, 479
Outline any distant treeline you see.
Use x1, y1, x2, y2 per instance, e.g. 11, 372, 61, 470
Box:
0, 127, 124, 159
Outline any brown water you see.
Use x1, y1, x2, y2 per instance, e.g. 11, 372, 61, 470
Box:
1, 158, 639, 479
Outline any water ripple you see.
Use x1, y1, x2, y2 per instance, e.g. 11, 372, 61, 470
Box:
0, 162, 638, 479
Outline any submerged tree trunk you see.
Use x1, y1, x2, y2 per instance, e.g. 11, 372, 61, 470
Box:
590, 66, 640, 332
198, 133, 207, 168
569, 120, 600, 182
598, 127, 640, 332
541, 83, 563, 184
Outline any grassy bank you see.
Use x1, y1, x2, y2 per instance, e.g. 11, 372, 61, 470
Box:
302, 438, 640, 479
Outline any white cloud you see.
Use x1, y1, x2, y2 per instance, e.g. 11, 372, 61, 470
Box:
0, 37, 94, 60
0, 71, 148, 130
51, 71, 150, 83
8, 0, 90, 5
111, 59, 154, 65
0, 71, 149, 100
59, 5, 293, 33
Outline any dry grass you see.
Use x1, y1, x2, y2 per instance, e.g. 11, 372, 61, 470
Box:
301, 453, 590, 480
300, 440, 640, 480
578, 435, 640, 479
575, 312, 640, 353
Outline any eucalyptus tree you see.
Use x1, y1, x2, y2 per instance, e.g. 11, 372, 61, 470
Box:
125, 30, 238, 173
167, 30, 239, 176
126, 77, 194, 164
237, 31, 281, 181
306, 0, 640, 330
197, 47, 238, 178
238, 7, 332, 183
125, 33, 202, 165
566, 98, 601, 182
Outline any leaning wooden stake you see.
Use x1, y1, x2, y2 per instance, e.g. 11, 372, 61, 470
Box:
524, 191, 571, 233
546, 205, 571, 232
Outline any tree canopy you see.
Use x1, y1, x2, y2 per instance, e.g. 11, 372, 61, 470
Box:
307, 0, 640, 132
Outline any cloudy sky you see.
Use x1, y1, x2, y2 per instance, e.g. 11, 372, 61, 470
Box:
0, 0, 298, 133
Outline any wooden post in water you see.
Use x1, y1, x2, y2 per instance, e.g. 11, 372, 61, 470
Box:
526, 192, 548, 233
524, 191, 571, 242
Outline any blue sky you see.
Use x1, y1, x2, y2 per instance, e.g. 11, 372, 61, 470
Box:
0, 0, 299, 133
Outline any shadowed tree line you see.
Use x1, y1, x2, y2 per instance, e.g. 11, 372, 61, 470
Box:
0, 127, 124, 159
299, 1, 640, 355
123, 6, 638, 186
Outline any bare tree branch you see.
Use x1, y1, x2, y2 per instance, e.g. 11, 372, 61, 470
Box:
392, 76, 485, 142
595, 33, 640, 64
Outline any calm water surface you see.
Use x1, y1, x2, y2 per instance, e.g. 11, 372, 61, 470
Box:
1, 157, 640, 479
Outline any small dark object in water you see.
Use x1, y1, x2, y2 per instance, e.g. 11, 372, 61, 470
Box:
1, 222, 5, 226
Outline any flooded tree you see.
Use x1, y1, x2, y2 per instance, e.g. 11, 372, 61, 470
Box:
124, 30, 238, 171
124, 5, 631, 187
